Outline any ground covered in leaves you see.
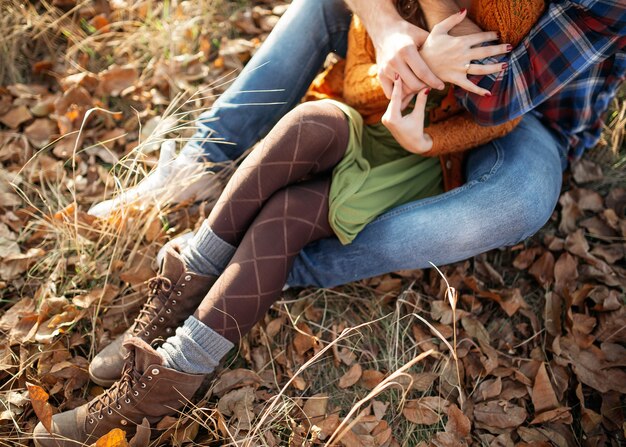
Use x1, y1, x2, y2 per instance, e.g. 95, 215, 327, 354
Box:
0, 1, 625, 446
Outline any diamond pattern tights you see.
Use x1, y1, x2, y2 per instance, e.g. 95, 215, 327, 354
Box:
194, 102, 350, 343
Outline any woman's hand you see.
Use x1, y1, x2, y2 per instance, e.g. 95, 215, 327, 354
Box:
372, 20, 445, 98
381, 76, 433, 155
419, 9, 511, 96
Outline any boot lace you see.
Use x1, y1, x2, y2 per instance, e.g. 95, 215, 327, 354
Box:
88, 350, 143, 421
132, 276, 173, 334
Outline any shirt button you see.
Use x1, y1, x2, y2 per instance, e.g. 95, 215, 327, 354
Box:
446, 160, 452, 169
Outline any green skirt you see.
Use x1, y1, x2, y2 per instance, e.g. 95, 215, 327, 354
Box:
326, 99, 443, 245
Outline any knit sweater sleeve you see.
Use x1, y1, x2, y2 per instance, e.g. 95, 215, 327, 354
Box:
423, 114, 522, 156
343, 16, 389, 123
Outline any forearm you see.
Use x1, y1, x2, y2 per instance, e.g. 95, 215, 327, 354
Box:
418, 0, 482, 35
343, 0, 404, 42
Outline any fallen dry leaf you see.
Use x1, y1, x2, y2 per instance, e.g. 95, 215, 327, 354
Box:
95, 428, 130, 447
0, 106, 32, 128
338, 363, 362, 389
531, 363, 559, 413
402, 397, 449, 425
26, 383, 56, 434
473, 400, 527, 430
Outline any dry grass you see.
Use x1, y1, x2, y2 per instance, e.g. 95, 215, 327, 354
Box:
0, 0, 625, 445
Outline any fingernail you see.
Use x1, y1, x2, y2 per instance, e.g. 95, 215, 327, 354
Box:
394, 73, 399, 80
496, 32, 500, 40
424, 89, 431, 95
506, 44, 512, 52
484, 92, 492, 97
502, 62, 508, 70
459, 8, 466, 14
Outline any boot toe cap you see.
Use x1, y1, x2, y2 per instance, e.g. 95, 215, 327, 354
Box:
89, 335, 127, 386
32, 409, 85, 447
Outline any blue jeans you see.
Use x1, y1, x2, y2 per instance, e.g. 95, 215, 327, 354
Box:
183, 0, 569, 288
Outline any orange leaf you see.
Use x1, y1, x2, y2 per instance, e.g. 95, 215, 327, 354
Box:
26, 383, 56, 434
95, 428, 130, 447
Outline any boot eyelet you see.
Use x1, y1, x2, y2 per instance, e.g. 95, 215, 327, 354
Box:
184, 275, 192, 281
98, 415, 103, 420
147, 376, 152, 380
166, 309, 171, 314
152, 368, 160, 375
152, 325, 157, 330
88, 418, 94, 424
181, 283, 186, 287
133, 391, 139, 396
116, 404, 122, 410
172, 300, 177, 305
144, 331, 150, 336
159, 317, 164, 322
125, 398, 131, 404
176, 291, 182, 296
107, 410, 113, 415
121, 419, 128, 426
166, 328, 172, 334
141, 383, 147, 388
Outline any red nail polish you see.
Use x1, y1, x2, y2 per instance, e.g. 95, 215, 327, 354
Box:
502, 62, 508, 70
484, 92, 492, 97
424, 89, 431, 95
394, 73, 399, 80
459, 8, 466, 14
506, 44, 513, 52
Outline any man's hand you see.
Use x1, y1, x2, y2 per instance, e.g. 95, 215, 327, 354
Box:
345, 0, 445, 98
381, 77, 433, 155
373, 20, 445, 98
419, 10, 510, 96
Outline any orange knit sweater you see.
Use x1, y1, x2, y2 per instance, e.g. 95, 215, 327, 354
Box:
307, 0, 546, 189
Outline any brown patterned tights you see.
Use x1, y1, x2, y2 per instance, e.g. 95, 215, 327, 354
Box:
194, 102, 350, 343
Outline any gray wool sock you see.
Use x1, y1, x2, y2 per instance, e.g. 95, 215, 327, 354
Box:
181, 221, 236, 276
157, 316, 234, 375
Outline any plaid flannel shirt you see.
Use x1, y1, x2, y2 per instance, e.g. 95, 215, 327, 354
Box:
458, 0, 626, 159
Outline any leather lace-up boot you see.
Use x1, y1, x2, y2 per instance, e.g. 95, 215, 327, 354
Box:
33, 338, 205, 447
89, 247, 215, 386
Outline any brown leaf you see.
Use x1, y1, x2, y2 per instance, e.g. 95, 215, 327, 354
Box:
0, 106, 32, 128
513, 247, 543, 270
317, 413, 340, 439
475, 377, 502, 402
338, 363, 362, 389
473, 400, 527, 430
96, 65, 138, 96
216, 386, 255, 430
26, 383, 56, 434
24, 118, 58, 148
530, 407, 573, 425
95, 428, 130, 447
571, 159, 603, 184
302, 393, 328, 423
532, 363, 559, 413
0, 248, 45, 281
0, 298, 35, 332
445, 403, 470, 437
402, 397, 448, 425
554, 252, 578, 295
528, 251, 555, 288
72, 285, 119, 309
359, 369, 384, 390
293, 322, 317, 356
461, 316, 490, 347
213, 368, 262, 397
544, 292, 562, 336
